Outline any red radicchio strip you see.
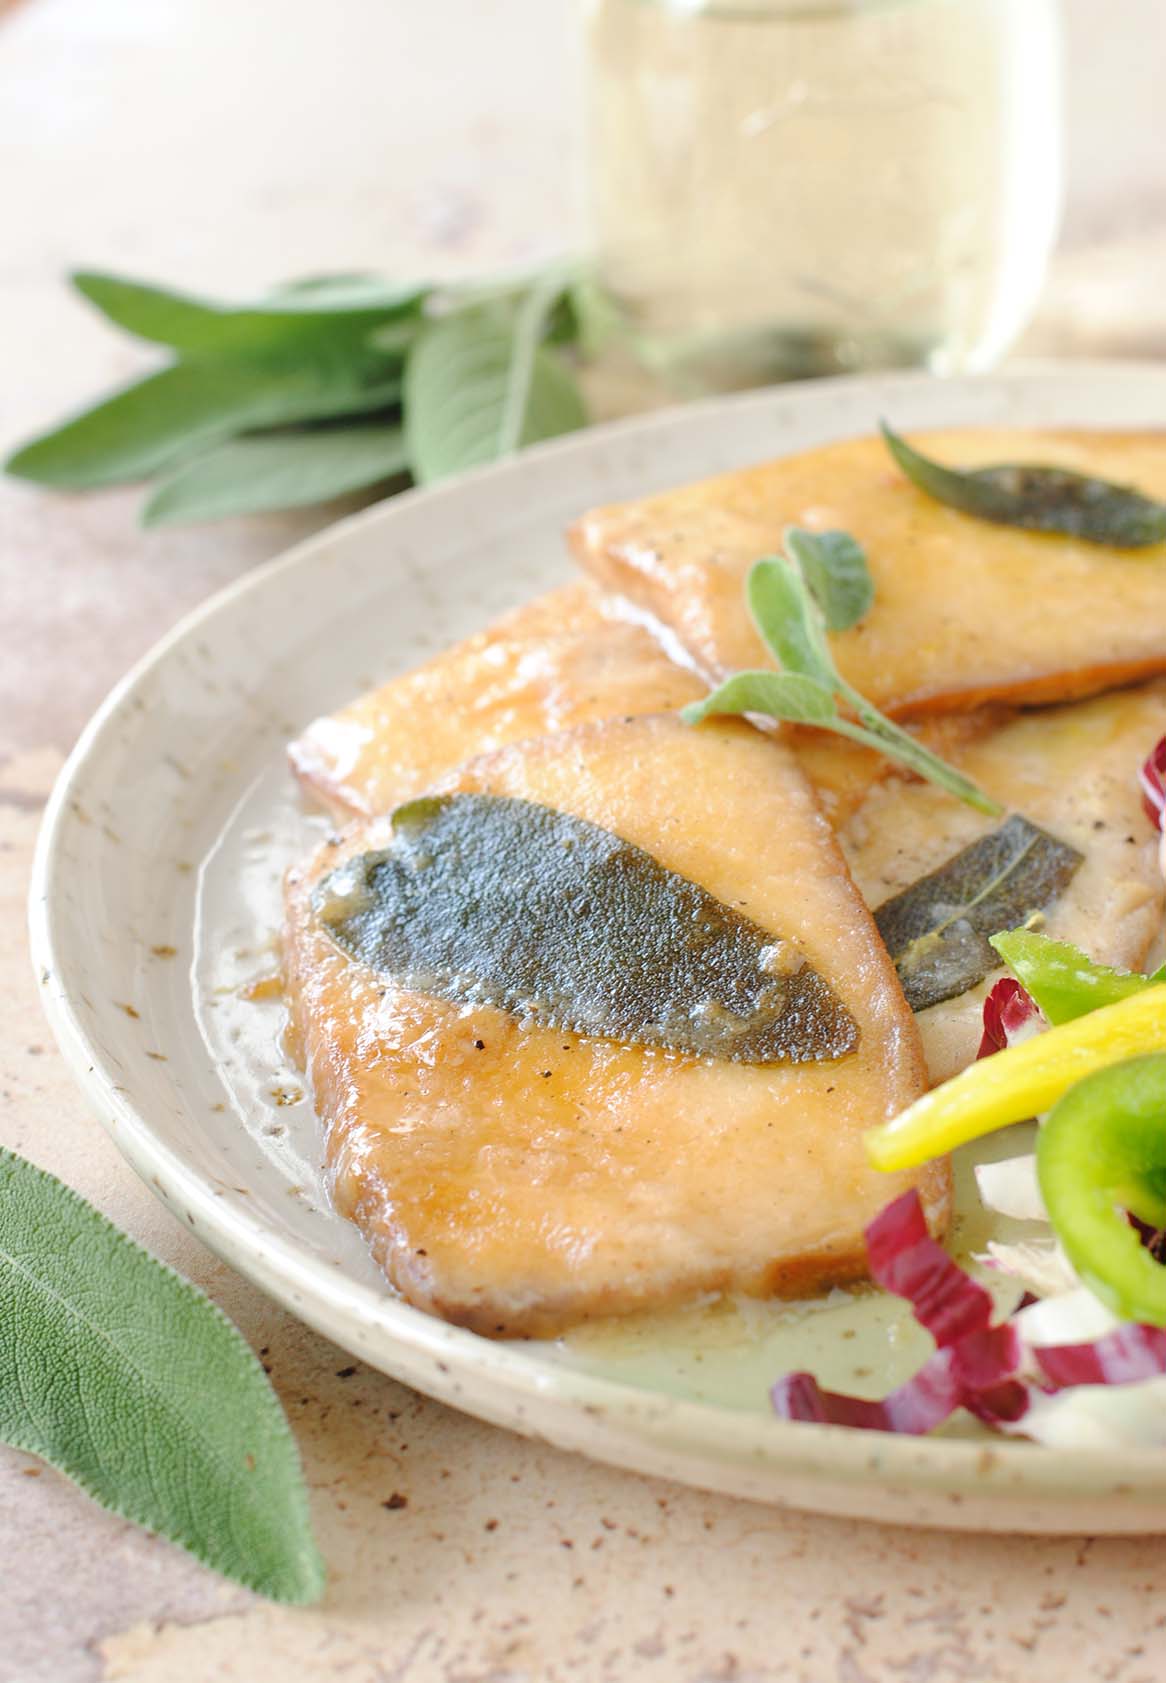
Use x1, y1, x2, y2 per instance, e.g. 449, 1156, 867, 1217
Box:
976, 977, 1040, 1061
769, 1191, 1166, 1439
1032, 1322, 1166, 1389
772, 1325, 1025, 1435
864, 1190, 993, 1348
1139, 733, 1166, 831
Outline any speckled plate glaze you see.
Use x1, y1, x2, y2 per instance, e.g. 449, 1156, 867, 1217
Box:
31, 363, 1166, 1534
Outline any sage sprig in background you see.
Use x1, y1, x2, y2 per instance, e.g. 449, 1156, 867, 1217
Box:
6, 267, 588, 525
0, 1147, 324, 1601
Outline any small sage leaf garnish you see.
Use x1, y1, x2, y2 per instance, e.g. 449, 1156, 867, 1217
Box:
745, 550, 837, 688
316, 792, 858, 1064
783, 527, 874, 632
683, 669, 840, 728
881, 421, 1166, 548
873, 815, 1084, 1012
683, 535, 1002, 816
0, 1147, 324, 1603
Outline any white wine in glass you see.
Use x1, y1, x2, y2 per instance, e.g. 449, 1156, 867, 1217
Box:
581, 0, 1063, 398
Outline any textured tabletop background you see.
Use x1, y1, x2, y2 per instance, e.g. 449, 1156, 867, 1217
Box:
3, 2, 1166, 1679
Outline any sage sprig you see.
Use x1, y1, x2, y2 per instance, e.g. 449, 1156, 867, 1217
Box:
682, 527, 1003, 816
0, 1146, 324, 1602
6, 266, 589, 524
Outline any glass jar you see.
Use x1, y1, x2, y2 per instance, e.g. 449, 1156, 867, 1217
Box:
580, 0, 1063, 402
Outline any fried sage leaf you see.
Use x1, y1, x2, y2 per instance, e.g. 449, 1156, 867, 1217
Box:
316, 793, 858, 1064
881, 422, 1166, 548
874, 815, 1084, 1013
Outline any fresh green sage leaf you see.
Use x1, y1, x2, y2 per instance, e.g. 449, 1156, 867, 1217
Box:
873, 816, 1084, 1012
832, 688, 1004, 817
142, 423, 408, 527
746, 554, 836, 689
881, 421, 1166, 548
681, 670, 837, 728
6, 358, 402, 490
989, 927, 1159, 1026
403, 303, 586, 484
261, 273, 425, 311
73, 270, 424, 356
566, 274, 634, 362
693, 546, 1002, 815
783, 527, 874, 632
317, 792, 857, 1064
432, 258, 579, 320
0, 1147, 324, 1603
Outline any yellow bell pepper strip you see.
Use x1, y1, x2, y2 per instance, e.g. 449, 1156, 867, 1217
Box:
864, 984, 1166, 1173
1038, 1055, 1166, 1327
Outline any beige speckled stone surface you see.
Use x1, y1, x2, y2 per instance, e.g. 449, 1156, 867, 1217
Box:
5, 2, 1166, 1679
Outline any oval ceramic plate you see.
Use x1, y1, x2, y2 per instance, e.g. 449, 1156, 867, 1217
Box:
31, 363, 1166, 1534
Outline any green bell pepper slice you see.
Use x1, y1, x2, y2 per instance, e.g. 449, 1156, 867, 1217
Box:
1038, 1054, 1166, 1327
990, 927, 1162, 1026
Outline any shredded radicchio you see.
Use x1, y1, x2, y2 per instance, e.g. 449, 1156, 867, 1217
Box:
769, 1191, 1166, 1440
976, 977, 1041, 1060
1033, 1323, 1166, 1389
1139, 733, 1166, 831
865, 1190, 992, 1346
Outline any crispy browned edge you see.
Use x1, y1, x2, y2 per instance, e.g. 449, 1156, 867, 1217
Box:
563, 518, 1166, 722
376, 1156, 951, 1341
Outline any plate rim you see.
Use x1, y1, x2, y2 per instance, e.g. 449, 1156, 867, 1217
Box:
30, 358, 1166, 1522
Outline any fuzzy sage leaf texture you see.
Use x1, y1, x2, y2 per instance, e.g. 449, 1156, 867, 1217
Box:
72, 270, 426, 357
143, 424, 409, 527
745, 551, 837, 689
0, 1148, 324, 1603
681, 669, 838, 729
686, 536, 1002, 816
6, 357, 404, 491
5, 265, 590, 519
782, 527, 874, 633
318, 792, 857, 1064
881, 421, 1166, 548
404, 299, 587, 485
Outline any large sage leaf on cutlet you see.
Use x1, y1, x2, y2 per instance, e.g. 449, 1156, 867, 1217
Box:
882, 421, 1166, 548
316, 793, 858, 1064
874, 815, 1083, 1012
0, 1148, 324, 1603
